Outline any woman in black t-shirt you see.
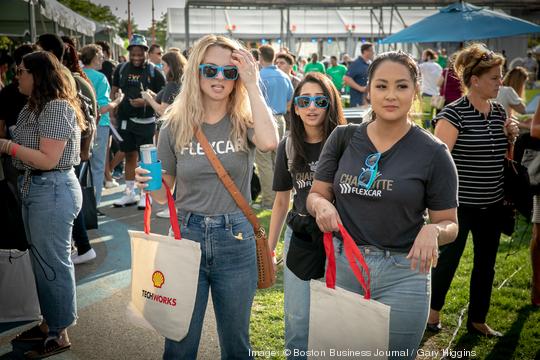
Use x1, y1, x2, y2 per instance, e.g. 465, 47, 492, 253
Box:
307, 51, 459, 359
430, 44, 519, 337
268, 73, 345, 358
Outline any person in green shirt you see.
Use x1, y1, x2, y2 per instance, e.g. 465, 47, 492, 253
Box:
304, 53, 326, 74
326, 55, 348, 92
437, 48, 448, 69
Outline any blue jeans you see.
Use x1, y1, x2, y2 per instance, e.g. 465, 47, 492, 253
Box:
20, 169, 82, 336
334, 238, 430, 360
163, 211, 258, 360
283, 226, 310, 360
90, 125, 110, 206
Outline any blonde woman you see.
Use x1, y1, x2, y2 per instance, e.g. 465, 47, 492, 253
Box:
135, 35, 278, 359
496, 66, 529, 124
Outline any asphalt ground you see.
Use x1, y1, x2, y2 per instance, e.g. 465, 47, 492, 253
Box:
0, 185, 221, 360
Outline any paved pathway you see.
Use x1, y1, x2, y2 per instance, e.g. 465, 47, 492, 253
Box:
0, 186, 220, 360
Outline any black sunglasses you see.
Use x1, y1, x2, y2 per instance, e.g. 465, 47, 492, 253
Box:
470, 51, 495, 74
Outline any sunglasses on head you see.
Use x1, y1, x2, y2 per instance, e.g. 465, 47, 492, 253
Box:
470, 50, 495, 73
294, 95, 329, 109
358, 152, 381, 190
199, 64, 239, 80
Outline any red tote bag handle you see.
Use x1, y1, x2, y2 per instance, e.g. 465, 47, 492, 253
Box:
143, 180, 181, 240
323, 223, 371, 299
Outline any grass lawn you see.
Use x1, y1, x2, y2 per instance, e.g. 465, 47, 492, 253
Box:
250, 210, 540, 360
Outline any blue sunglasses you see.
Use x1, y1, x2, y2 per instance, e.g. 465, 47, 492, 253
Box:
294, 95, 329, 109
198, 64, 239, 80
358, 152, 381, 190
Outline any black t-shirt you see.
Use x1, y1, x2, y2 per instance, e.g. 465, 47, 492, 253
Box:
0, 81, 27, 139
112, 62, 166, 120
273, 137, 323, 215
315, 123, 458, 252
100, 59, 117, 87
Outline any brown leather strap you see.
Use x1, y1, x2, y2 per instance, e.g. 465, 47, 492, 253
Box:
195, 128, 262, 234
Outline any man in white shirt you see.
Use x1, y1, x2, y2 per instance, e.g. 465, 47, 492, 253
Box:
419, 49, 443, 128
420, 49, 443, 96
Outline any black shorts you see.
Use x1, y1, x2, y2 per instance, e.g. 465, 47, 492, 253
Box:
118, 120, 156, 153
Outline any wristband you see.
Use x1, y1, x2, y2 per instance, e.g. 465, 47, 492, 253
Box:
11, 143, 19, 158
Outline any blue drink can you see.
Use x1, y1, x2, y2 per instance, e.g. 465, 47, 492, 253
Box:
140, 144, 158, 164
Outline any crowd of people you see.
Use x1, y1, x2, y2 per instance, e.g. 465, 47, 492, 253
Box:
0, 31, 539, 360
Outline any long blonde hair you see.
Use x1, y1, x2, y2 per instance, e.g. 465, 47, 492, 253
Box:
162, 35, 252, 152
503, 66, 528, 98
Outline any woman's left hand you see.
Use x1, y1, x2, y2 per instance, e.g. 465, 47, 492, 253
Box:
406, 224, 439, 273
504, 118, 520, 144
231, 49, 258, 87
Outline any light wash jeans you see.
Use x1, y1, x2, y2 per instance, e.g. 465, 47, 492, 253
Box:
333, 237, 430, 360
283, 226, 311, 360
21, 169, 82, 336
90, 125, 110, 206
163, 211, 258, 360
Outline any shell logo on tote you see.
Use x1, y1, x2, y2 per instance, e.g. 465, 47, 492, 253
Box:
152, 271, 165, 288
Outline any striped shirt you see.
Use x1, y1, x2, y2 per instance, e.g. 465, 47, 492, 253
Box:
433, 96, 508, 207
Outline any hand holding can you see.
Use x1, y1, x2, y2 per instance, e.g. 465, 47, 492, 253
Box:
139, 144, 162, 191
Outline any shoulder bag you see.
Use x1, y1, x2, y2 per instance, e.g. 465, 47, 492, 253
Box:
195, 128, 275, 289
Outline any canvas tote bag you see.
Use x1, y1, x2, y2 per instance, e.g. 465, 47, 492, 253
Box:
127, 182, 201, 341
308, 224, 390, 359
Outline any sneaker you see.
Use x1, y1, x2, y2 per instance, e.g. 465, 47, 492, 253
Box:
71, 248, 96, 265
138, 192, 151, 210
113, 190, 139, 207
156, 208, 172, 219
104, 179, 119, 189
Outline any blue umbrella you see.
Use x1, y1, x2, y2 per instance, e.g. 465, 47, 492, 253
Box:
381, 1, 540, 44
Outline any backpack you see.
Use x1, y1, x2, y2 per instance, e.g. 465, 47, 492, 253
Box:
285, 123, 359, 174
118, 61, 157, 90
76, 83, 97, 161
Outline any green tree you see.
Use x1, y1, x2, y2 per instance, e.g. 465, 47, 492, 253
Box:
58, 0, 119, 28
118, 19, 140, 39
147, 13, 167, 47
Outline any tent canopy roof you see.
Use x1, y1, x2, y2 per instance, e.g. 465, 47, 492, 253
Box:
167, 7, 438, 38
185, 0, 540, 10
0, 0, 95, 37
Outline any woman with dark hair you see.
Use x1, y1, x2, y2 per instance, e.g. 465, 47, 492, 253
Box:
60, 37, 99, 265
141, 50, 187, 117
0, 51, 85, 358
307, 51, 459, 358
437, 54, 462, 106
268, 72, 346, 359
430, 44, 519, 337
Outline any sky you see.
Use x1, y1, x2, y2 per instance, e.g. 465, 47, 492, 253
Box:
92, 0, 184, 30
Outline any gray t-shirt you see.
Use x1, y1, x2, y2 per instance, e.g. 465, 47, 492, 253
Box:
158, 116, 255, 215
156, 81, 181, 105
315, 123, 458, 252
